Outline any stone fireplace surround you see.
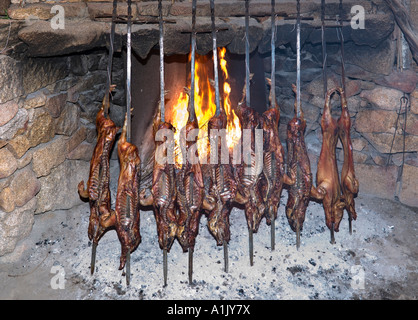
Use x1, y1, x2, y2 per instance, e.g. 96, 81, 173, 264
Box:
0, 0, 417, 257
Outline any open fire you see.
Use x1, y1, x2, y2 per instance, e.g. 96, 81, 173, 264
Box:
166, 48, 242, 167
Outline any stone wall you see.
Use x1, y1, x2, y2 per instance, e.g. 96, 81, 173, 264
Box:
264, 39, 418, 208
0, 50, 125, 256
0, 0, 417, 258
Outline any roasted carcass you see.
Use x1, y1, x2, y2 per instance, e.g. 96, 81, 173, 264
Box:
337, 87, 359, 234
234, 81, 265, 240
285, 85, 325, 248
316, 88, 346, 243
204, 110, 237, 272
175, 118, 204, 253
140, 110, 177, 285
230, 79, 265, 265
261, 79, 295, 241
175, 111, 205, 283
114, 113, 141, 281
140, 126, 177, 249
78, 86, 119, 273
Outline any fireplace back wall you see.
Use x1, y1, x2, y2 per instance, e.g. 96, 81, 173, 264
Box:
131, 49, 267, 166
0, 0, 417, 260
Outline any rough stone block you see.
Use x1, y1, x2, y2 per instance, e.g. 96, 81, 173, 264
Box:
359, 86, 405, 111
0, 197, 36, 257
399, 164, 418, 207
0, 108, 28, 141
0, 147, 18, 179
45, 92, 67, 118
354, 109, 398, 133
18, 20, 107, 57
0, 100, 19, 127
355, 163, 397, 200
23, 90, 48, 110
36, 160, 89, 214
0, 167, 40, 213
25, 110, 55, 148
0, 55, 23, 104
32, 135, 68, 177
55, 102, 80, 136
22, 57, 69, 94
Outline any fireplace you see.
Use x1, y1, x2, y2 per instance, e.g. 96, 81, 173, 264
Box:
130, 48, 267, 167
0, 0, 417, 300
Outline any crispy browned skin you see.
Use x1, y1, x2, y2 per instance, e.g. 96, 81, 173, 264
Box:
261, 79, 295, 226
337, 87, 359, 224
147, 121, 178, 252
285, 93, 325, 235
204, 112, 237, 246
78, 89, 119, 245
115, 114, 141, 270
233, 84, 267, 234
175, 119, 205, 252
316, 88, 345, 233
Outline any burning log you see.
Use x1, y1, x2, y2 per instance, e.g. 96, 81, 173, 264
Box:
114, 113, 141, 286
78, 86, 120, 275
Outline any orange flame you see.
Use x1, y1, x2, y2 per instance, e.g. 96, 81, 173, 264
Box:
167, 48, 240, 165
168, 91, 189, 167
219, 48, 241, 150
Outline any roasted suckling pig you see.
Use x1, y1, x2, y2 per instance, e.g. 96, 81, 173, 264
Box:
234, 80, 265, 240
205, 111, 237, 248
78, 86, 119, 273
139, 109, 177, 285
261, 79, 295, 234
337, 87, 359, 234
175, 109, 206, 283
115, 113, 141, 275
285, 85, 325, 249
140, 121, 177, 253
316, 88, 346, 243
175, 115, 205, 248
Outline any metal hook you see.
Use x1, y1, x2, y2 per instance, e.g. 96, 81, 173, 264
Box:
399, 94, 409, 114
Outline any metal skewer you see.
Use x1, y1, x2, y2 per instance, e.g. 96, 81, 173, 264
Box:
90, 0, 118, 277
270, 0, 276, 252
126, 0, 132, 144
210, 0, 228, 274
245, 0, 251, 108
211, 0, 221, 117
223, 239, 229, 273
158, 0, 168, 286
296, 0, 301, 118
90, 242, 97, 275
270, 0, 276, 108
338, 0, 346, 93
104, 0, 118, 118
295, 0, 302, 249
338, 0, 351, 235
123, 0, 133, 288
321, 0, 328, 99
159, 0, 166, 123
190, 0, 197, 123
187, 0, 198, 286
244, 0, 255, 267
163, 248, 168, 287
